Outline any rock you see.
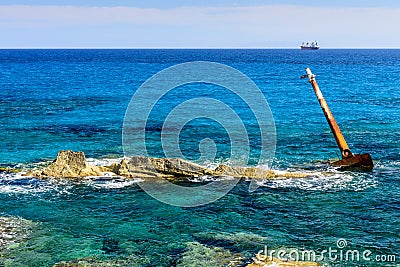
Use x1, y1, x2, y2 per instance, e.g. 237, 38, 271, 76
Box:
120, 157, 309, 180
107, 156, 215, 179
273, 171, 311, 179
26, 150, 312, 180
120, 157, 160, 178
127, 156, 214, 178
213, 165, 276, 179
78, 165, 103, 177
148, 157, 214, 177
246, 255, 321, 267
0, 167, 21, 173
213, 165, 310, 179
34, 150, 103, 178
109, 159, 134, 178
109, 157, 162, 178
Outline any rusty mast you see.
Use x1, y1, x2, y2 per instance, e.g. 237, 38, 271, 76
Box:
301, 68, 374, 171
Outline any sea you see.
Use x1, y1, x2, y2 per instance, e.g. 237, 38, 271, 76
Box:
0, 49, 399, 266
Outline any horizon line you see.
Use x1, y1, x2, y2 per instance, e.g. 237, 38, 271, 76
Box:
1, 47, 400, 49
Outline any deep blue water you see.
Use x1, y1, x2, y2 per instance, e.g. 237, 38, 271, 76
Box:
0, 49, 399, 266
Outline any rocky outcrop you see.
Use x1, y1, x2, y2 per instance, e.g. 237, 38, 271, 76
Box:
29, 150, 105, 178
129, 156, 213, 178
114, 157, 309, 180
146, 157, 214, 177
108, 156, 215, 179
246, 255, 321, 267
28, 150, 311, 180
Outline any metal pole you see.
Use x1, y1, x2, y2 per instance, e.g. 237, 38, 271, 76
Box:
303, 68, 353, 159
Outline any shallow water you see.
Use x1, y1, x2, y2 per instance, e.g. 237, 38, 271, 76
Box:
0, 49, 399, 266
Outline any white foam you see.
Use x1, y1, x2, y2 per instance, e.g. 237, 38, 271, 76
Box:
187, 175, 236, 183
200, 158, 239, 169
0, 172, 64, 195
254, 170, 377, 192
0, 171, 142, 194
373, 159, 400, 170
86, 157, 125, 167
83, 177, 143, 189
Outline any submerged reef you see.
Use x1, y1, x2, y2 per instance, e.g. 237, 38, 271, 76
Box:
26, 150, 310, 180
177, 242, 243, 267
51, 242, 322, 267
0, 216, 37, 253
52, 255, 150, 267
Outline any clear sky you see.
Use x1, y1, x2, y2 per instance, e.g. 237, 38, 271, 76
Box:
1, 0, 400, 48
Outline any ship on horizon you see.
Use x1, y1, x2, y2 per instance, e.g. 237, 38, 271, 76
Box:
301, 41, 320, 50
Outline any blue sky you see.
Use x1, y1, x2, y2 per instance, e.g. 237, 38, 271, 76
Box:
2, 0, 400, 8
1, 1, 400, 48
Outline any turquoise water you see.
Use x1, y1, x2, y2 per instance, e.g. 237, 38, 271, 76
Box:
0, 49, 399, 266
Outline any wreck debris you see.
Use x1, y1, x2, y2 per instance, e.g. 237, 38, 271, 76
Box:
301, 68, 373, 171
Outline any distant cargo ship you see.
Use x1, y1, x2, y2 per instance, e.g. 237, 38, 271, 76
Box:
301, 41, 320, 50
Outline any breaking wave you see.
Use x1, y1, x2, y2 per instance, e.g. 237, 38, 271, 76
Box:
0, 172, 72, 195
83, 177, 143, 189
254, 169, 377, 192
0, 172, 142, 196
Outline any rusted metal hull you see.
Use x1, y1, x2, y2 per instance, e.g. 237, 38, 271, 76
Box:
331, 153, 373, 171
